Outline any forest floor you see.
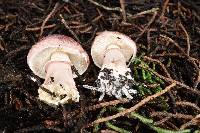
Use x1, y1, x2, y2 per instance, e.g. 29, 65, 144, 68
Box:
0, 0, 200, 132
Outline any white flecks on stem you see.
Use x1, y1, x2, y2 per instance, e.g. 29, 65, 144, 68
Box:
83, 67, 137, 101
84, 45, 137, 101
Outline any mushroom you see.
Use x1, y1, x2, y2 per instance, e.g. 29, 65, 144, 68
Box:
27, 35, 89, 106
83, 31, 137, 101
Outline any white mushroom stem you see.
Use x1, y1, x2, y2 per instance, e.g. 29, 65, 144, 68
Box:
84, 45, 137, 101
102, 45, 127, 72
38, 52, 79, 106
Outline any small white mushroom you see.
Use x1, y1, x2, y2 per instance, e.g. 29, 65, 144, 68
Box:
27, 35, 89, 106
83, 31, 137, 101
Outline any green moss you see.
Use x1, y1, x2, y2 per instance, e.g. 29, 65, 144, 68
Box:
105, 121, 132, 133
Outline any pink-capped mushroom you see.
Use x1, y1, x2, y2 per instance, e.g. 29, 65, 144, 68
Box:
84, 31, 137, 100
27, 35, 89, 106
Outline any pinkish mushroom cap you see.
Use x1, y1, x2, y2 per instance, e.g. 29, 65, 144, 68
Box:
27, 34, 89, 78
27, 34, 89, 106
91, 31, 137, 68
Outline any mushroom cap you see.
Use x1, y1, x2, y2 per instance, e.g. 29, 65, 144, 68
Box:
91, 31, 137, 68
27, 34, 89, 78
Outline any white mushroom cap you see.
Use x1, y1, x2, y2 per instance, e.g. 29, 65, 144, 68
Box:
27, 34, 89, 78
91, 31, 137, 68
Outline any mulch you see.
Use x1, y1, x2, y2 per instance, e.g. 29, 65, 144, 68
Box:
0, 0, 200, 132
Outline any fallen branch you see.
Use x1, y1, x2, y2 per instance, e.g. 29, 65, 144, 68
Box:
89, 83, 176, 126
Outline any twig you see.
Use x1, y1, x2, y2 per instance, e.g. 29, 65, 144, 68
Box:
137, 65, 200, 96
79, 26, 92, 33
40, 2, 60, 37
59, 14, 80, 43
128, 8, 159, 19
160, 0, 169, 18
192, 10, 200, 22
119, 0, 126, 21
135, 11, 157, 42
178, 22, 190, 56
85, 27, 98, 45
15, 125, 65, 133
100, 129, 118, 133
180, 114, 200, 129
152, 53, 200, 89
0, 37, 5, 51
152, 53, 199, 65
31, 3, 45, 12
69, 13, 102, 29
176, 101, 200, 112
26, 24, 56, 31
87, 99, 129, 111
88, 83, 176, 126
151, 112, 194, 120
4, 45, 31, 59
160, 34, 186, 54
87, 0, 122, 12
143, 56, 171, 78
193, 71, 200, 89
154, 116, 171, 125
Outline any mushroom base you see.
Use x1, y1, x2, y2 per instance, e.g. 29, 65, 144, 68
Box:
38, 83, 79, 106
83, 67, 137, 101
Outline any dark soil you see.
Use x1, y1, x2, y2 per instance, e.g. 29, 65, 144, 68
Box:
0, 0, 200, 132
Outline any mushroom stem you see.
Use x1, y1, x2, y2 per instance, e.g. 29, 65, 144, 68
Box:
84, 45, 137, 101
38, 52, 79, 106
102, 45, 126, 71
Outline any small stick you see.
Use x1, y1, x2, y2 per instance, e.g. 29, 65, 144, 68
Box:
160, 0, 169, 18
152, 53, 199, 64
88, 83, 176, 126
154, 116, 171, 125
176, 101, 200, 112
143, 56, 171, 78
87, 0, 122, 12
152, 52, 200, 89
180, 114, 200, 129
40, 2, 60, 37
59, 14, 80, 43
137, 65, 200, 96
87, 99, 129, 111
128, 8, 159, 19
160, 34, 186, 55
119, 0, 126, 21
135, 11, 157, 42
0, 37, 5, 51
151, 111, 194, 120
26, 24, 56, 31
193, 71, 200, 89
178, 22, 190, 56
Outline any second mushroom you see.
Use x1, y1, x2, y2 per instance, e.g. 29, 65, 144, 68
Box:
84, 31, 137, 101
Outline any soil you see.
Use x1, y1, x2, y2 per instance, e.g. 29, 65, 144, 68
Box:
0, 0, 200, 133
